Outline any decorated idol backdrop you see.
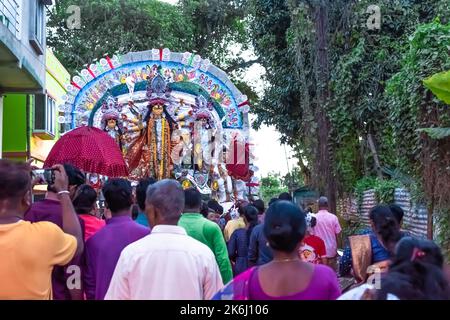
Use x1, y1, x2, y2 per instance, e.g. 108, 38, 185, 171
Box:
58, 49, 259, 201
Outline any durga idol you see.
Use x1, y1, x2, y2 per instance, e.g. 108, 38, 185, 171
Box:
125, 97, 176, 180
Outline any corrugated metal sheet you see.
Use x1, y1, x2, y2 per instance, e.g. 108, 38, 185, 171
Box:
345, 188, 428, 239
359, 189, 376, 227
393, 188, 427, 239
337, 197, 358, 220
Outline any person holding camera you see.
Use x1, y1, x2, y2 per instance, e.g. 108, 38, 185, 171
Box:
0, 159, 83, 299
25, 163, 86, 300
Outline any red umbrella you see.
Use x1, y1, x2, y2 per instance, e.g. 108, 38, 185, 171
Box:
44, 126, 128, 177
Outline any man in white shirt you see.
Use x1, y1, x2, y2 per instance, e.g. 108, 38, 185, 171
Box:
105, 179, 223, 300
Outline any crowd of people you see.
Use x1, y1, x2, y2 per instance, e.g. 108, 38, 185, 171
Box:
0, 159, 449, 300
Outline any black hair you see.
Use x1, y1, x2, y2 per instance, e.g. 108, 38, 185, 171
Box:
252, 199, 265, 215
72, 184, 97, 214
102, 119, 124, 151
310, 216, 317, 228
243, 205, 259, 240
48, 163, 85, 193
65, 163, 86, 186
208, 199, 223, 215
263, 200, 306, 253
0, 159, 30, 200
136, 178, 156, 211
184, 188, 202, 211
389, 204, 404, 225
200, 201, 209, 218
376, 237, 450, 300
268, 197, 279, 207
102, 178, 133, 214
278, 192, 292, 201
143, 104, 176, 131
369, 205, 401, 254
131, 204, 139, 220
237, 201, 249, 217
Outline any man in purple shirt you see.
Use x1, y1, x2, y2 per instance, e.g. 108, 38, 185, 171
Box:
25, 163, 85, 300
83, 178, 150, 300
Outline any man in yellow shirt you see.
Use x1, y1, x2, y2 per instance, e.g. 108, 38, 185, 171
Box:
223, 202, 247, 242
0, 160, 83, 299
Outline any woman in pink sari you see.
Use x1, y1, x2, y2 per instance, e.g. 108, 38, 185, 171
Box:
213, 200, 341, 300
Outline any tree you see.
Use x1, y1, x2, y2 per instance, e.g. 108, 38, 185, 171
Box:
247, 0, 449, 210
47, 0, 196, 73
385, 20, 450, 244
282, 166, 303, 191
260, 172, 287, 203
47, 0, 253, 76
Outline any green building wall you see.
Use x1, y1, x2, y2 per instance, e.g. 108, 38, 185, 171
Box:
2, 94, 28, 161
2, 49, 70, 162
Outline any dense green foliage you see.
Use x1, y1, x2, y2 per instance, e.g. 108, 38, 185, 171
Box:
47, 0, 249, 74
247, 0, 450, 251
354, 177, 402, 206
260, 172, 288, 203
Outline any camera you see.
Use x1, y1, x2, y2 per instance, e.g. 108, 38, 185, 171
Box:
32, 169, 55, 185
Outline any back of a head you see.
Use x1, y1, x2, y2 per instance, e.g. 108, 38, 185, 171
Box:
208, 200, 223, 215
72, 184, 97, 214
389, 204, 404, 225
263, 200, 306, 253
377, 237, 450, 300
64, 163, 86, 186
393, 237, 444, 270
48, 163, 85, 193
244, 205, 259, 225
268, 197, 279, 207
184, 188, 202, 211
146, 179, 185, 223
136, 178, 156, 211
0, 159, 30, 201
131, 204, 139, 220
318, 196, 328, 209
200, 201, 209, 218
244, 205, 259, 239
102, 178, 133, 214
237, 201, 249, 217
369, 205, 401, 254
252, 199, 265, 215
278, 192, 292, 201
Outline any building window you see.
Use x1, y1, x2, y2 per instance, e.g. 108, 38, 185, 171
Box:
0, 0, 21, 39
33, 94, 56, 139
35, 0, 44, 45
29, 0, 48, 55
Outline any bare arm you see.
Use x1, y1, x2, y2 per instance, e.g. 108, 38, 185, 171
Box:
52, 165, 84, 257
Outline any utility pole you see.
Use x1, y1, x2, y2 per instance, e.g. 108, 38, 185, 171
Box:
284, 144, 293, 193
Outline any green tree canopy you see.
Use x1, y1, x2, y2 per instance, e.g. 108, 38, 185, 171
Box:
260, 172, 288, 203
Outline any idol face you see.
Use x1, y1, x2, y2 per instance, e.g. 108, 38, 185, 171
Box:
107, 119, 117, 129
152, 104, 164, 116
